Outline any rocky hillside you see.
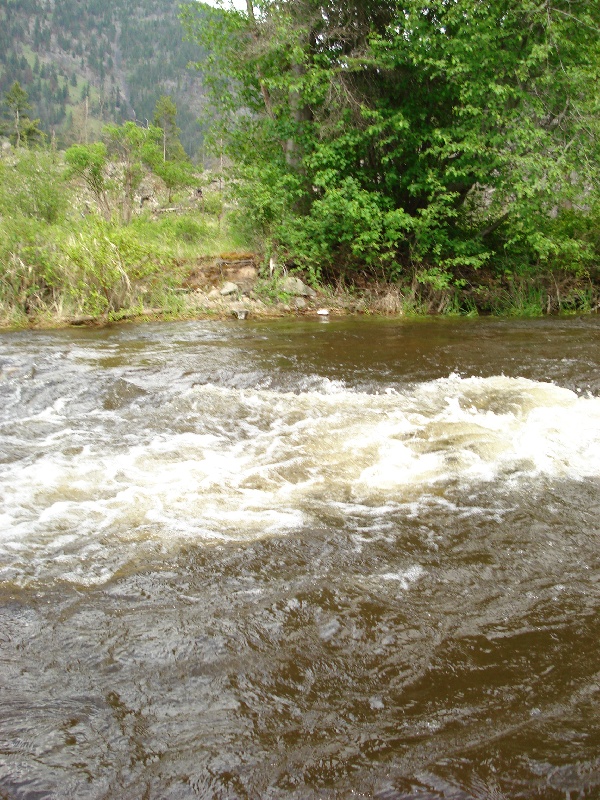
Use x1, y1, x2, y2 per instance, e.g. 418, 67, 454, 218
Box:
0, 0, 208, 155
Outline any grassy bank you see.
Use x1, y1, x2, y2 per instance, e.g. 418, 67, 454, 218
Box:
1, 148, 599, 330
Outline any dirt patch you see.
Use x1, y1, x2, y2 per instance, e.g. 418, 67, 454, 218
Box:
182, 255, 259, 293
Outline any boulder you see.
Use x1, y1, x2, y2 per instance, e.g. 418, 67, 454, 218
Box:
220, 281, 239, 296
281, 276, 316, 297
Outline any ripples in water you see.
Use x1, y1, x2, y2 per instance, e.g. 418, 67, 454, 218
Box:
1, 317, 600, 798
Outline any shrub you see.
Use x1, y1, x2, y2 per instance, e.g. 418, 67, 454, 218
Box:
58, 216, 170, 314
0, 149, 68, 224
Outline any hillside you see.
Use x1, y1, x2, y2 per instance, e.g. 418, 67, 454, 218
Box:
0, 0, 208, 155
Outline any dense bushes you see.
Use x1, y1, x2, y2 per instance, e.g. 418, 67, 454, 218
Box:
1, 142, 598, 327
0, 148, 66, 223
185, 0, 600, 290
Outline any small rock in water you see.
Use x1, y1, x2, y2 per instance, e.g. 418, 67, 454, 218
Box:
317, 308, 330, 316
232, 308, 248, 320
220, 281, 239, 296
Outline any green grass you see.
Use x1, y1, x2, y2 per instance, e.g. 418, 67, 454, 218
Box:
489, 282, 545, 317
0, 150, 255, 326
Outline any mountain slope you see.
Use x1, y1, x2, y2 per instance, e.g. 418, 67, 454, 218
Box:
0, 0, 208, 154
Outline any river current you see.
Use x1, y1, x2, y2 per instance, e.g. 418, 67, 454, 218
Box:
1, 316, 600, 799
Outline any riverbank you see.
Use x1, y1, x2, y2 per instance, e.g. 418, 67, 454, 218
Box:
2, 252, 599, 330
2, 149, 599, 330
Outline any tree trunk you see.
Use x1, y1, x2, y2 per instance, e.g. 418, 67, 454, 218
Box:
246, 0, 275, 119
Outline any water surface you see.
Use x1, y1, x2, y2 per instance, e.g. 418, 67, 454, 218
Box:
1, 316, 600, 799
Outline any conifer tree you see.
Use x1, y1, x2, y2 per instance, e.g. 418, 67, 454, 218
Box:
3, 81, 43, 147
153, 94, 187, 163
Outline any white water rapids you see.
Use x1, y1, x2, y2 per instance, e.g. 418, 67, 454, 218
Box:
2, 369, 599, 587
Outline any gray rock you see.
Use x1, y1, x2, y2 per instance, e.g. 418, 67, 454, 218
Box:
232, 308, 248, 320
281, 276, 316, 297
294, 297, 307, 310
220, 281, 239, 296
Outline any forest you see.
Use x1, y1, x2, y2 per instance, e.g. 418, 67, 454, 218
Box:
0, 0, 207, 153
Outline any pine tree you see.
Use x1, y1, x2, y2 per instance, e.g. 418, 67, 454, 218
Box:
3, 81, 43, 147
153, 94, 187, 163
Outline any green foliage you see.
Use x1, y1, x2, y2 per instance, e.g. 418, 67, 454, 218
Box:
279, 178, 393, 280
172, 216, 206, 243
59, 215, 168, 314
153, 94, 188, 163
151, 158, 197, 202
0, 145, 249, 325
102, 121, 156, 222
184, 0, 600, 282
201, 189, 224, 217
0, 214, 58, 317
416, 267, 455, 293
488, 282, 546, 318
64, 141, 110, 217
2, 80, 43, 146
149, 96, 199, 200
65, 121, 199, 219
252, 274, 295, 306
135, 213, 209, 245
0, 148, 66, 222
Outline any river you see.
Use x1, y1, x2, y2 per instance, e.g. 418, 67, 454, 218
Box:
1, 316, 600, 799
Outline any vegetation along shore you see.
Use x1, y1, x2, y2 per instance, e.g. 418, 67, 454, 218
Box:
1, 0, 600, 328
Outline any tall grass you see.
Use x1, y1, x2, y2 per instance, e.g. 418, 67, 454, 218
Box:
489, 281, 546, 317
0, 149, 248, 326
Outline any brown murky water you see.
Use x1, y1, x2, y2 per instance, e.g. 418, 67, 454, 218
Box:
1, 316, 600, 799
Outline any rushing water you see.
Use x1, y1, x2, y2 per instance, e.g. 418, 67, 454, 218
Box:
1, 316, 600, 799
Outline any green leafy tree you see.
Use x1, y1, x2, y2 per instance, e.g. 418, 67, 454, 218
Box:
66, 121, 196, 221
151, 156, 197, 204
65, 141, 111, 219
153, 94, 187, 162
66, 125, 152, 224
103, 121, 167, 223
151, 95, 197, 201
183, 0, 600, 282
3, 81, 43, 148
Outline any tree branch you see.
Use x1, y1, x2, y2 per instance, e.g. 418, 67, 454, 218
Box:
479, 210, 511, 238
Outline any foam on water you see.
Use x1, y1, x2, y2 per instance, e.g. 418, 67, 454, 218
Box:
378, 565, 425, 586
1, 374, 600, 586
